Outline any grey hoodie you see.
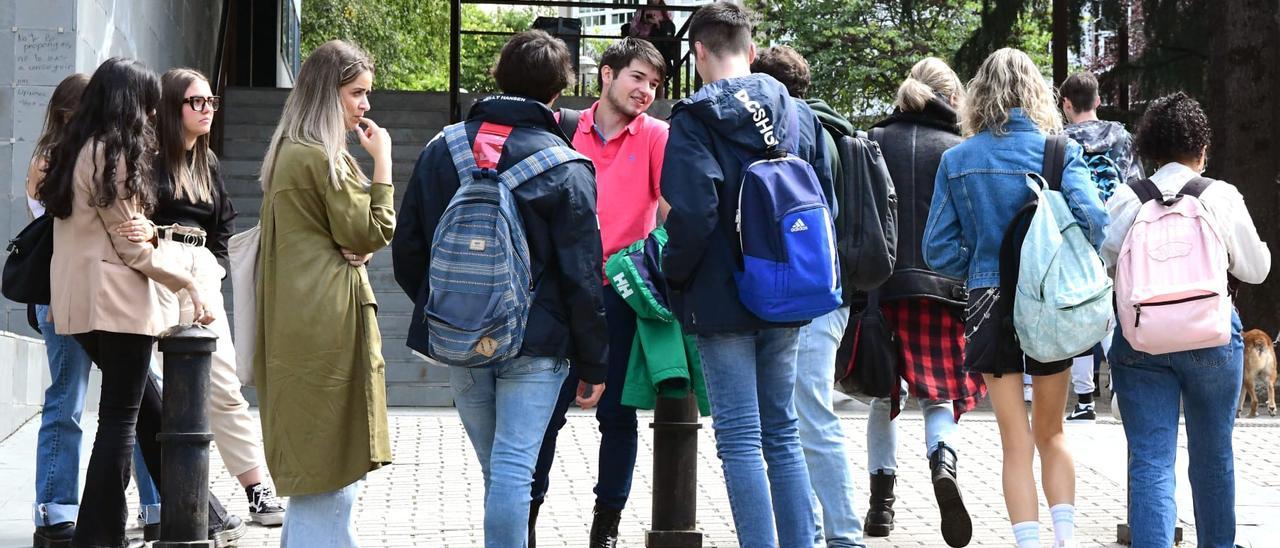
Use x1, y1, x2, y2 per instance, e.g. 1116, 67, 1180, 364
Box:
1063, 119, 1145, 184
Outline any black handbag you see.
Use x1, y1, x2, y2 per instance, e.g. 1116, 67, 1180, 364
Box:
834, 291, 900, 398
3, 214, 54, 305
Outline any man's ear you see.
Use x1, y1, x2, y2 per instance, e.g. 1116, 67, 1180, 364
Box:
747, 42, 757, 64
1092, 96, 1102, 111
1062, 97, 1074, 113
600, 64, 615, 89
693, 41, 706, 62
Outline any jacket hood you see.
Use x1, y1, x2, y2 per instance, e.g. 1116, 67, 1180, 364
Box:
873, 95, 960, 135
805, 98, 854, 137
672, 74, 805, 155
1063, 119, 1129, 155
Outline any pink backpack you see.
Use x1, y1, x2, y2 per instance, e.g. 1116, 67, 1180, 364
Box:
1116, 177, 1231, 354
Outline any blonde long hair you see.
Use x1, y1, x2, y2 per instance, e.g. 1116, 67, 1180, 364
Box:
260, 40, 373, 191
895, 57, 963, 113
960, 48, 1061, 137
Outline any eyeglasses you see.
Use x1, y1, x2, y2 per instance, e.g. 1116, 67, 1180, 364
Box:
182, 96, 222, 113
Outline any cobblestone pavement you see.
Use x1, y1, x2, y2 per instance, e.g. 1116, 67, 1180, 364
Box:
3, 406, 1278, 547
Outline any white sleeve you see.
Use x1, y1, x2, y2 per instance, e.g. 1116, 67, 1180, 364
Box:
1101, 185, 1140, 276
1209, 184, 1271, 284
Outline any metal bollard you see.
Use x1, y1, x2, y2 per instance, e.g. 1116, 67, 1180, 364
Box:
156, 324, 218, 548
646, 393, 703, 548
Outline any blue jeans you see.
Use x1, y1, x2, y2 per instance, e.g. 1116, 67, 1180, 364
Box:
32, 305, 158, 527
867, 394, 957, 474
697, 328, 813, 548
531, 289, 638, 511
1109, 311, 1242, 548
794, 307, 866, 548
452, 356, 569, 548
280, 478, 363, 548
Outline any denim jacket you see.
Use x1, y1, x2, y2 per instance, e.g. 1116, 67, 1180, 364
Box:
923, 109, 1108, 289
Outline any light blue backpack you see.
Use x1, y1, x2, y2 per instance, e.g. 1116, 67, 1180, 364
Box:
1012, 171, 1113, 362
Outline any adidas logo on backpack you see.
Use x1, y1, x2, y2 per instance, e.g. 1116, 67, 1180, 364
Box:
425, 121, 588, 367
790, 218, 808, 232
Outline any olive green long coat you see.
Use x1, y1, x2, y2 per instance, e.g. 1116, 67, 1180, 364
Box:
254, 141, 395, 496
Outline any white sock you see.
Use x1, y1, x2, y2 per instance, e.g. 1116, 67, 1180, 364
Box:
1013, 521, 1039, 548
1051, 504, 1075, 543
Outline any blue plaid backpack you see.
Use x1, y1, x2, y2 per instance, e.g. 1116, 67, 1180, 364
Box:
425, 121, 588, 367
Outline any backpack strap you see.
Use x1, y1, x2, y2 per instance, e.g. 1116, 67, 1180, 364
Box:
1129, 178, 1164, 204
1179, 176, 1214, 198
443, 122, 480, 187
497, 146, 589, 192
1041, 134, 1068, 191
557, 108, 581, 147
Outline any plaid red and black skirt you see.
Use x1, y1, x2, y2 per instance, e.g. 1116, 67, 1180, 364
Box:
881, 298, 987, 421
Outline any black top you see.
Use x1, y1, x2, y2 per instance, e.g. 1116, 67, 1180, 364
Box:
152, 152, 237, 270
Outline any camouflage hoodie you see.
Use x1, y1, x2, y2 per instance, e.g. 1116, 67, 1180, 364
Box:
1063, 119, 1145, 184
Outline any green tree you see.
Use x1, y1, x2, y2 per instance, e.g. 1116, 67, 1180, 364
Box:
301, 0, 449, 89
751, 1, 981, 124
301, 0, 544, 92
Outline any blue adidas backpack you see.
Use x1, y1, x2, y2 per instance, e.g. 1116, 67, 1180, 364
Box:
425, 121, 588, 367
734, 101, 842, 322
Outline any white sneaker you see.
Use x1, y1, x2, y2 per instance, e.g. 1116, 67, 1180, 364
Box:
1058, 539, 1079, 548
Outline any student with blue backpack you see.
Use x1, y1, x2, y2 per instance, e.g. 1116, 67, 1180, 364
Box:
1100, 92, 1270, 548
1059, 71, 1145, 422
391, 30, 609, 548
923, 48, 1107, 548
749, 45, 867, 548
661, 3, 840, 547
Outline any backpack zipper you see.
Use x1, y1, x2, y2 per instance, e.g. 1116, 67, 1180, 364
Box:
1133, 293, 1217, 327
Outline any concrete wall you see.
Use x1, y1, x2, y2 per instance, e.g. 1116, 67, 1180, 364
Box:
0, 331, 47, 440
0, 0, 221, 438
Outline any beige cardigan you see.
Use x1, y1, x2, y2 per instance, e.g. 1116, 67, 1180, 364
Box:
50, 140, 193, 336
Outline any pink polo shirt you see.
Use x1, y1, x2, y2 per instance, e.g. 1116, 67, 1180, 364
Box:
572, 101, 669, 273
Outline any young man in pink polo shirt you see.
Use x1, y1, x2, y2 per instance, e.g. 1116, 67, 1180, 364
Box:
529, 37, 669, 548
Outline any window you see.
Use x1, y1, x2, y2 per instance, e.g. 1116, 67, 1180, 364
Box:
280, 0, 300, 78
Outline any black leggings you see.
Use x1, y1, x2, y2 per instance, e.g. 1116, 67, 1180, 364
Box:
72, 331, 228, 547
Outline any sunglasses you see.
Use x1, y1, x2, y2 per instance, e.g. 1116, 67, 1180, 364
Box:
182, 95, 222, 113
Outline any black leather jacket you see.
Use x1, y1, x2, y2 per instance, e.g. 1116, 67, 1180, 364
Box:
869, 97, 967, 306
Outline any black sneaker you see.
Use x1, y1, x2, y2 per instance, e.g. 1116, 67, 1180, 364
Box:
1066, 402, 1097, 422
209, 514, 248, 547
246, 483, 286, 526
33, 522, 74, 548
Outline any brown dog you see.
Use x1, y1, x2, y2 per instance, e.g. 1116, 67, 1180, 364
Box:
1240, 329, 1278, 417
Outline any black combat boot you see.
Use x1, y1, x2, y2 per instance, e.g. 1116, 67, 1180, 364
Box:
864, 471, 896, 536
588, 504, 622, 548
930, 442, 972, 547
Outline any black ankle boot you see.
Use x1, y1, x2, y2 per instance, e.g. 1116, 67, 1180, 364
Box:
930, 442, 972, 547
33, 522, 74, 548
864, 471, 896, 537
528, 500, 541, 548
589, 504, 622, 548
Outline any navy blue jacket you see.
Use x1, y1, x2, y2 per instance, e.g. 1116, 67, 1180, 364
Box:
391, 95, 610, 383
660, 74, 834, 334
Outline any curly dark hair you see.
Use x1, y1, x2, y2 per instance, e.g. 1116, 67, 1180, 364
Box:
1134, 92, 1212, 166
41, 58, 160, 218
